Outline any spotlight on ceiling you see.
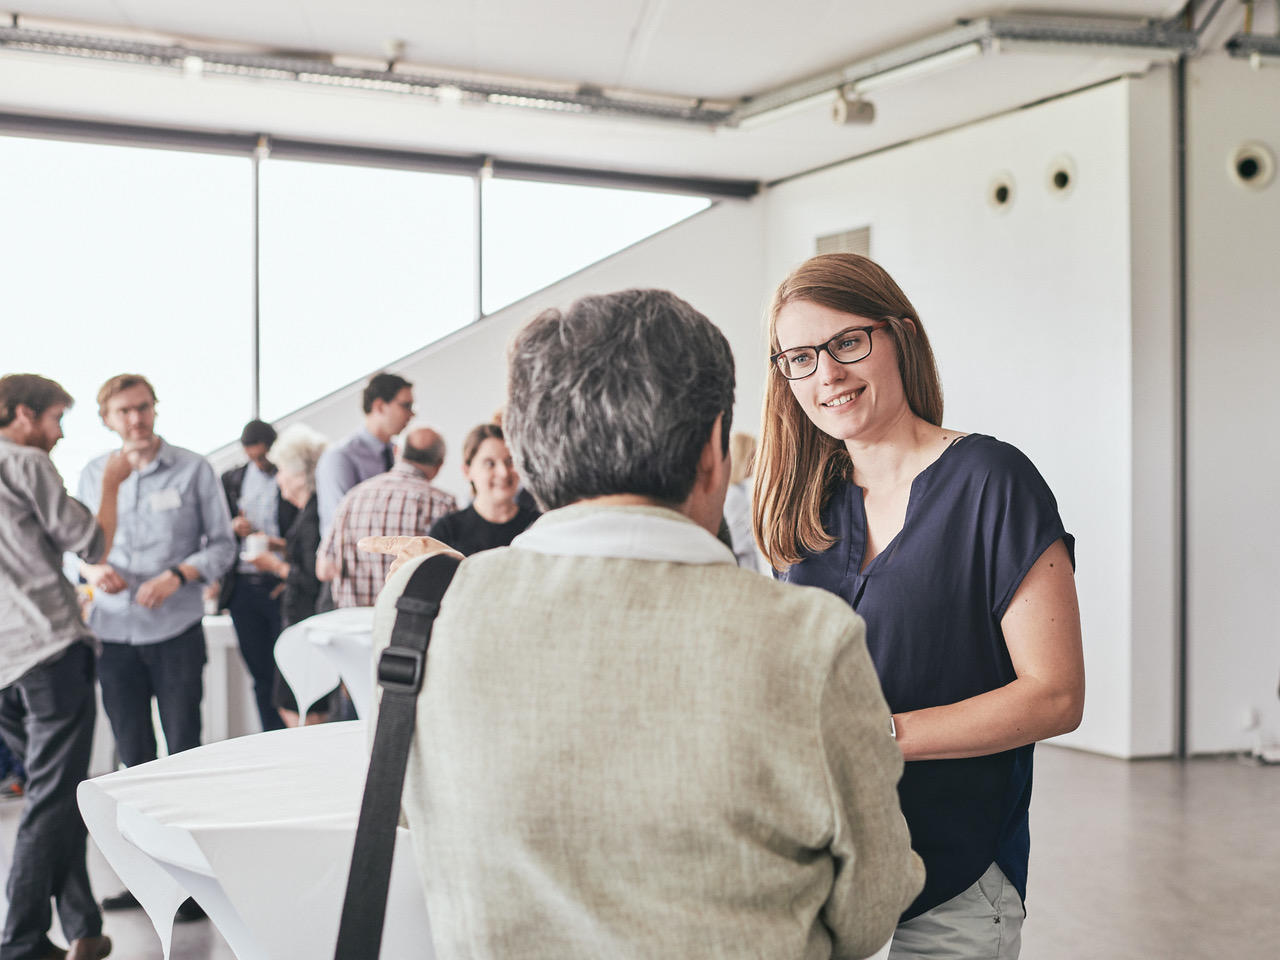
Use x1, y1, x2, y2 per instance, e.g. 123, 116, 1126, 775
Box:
831, 88, 875, 125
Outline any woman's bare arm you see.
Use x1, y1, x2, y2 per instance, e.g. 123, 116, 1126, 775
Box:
892, 538, 1084, 761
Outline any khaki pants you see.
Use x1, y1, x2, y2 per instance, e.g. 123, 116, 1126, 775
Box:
888, 862, 1024, 960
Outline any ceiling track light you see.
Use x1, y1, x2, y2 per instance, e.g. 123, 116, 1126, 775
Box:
831, 88, 875, 125
1225, 33, 1280, 68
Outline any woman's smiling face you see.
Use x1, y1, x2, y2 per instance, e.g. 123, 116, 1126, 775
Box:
773, 299, 908, 445
465, 437, 519, 507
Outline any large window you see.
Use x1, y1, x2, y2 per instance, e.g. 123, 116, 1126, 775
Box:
257, 160, 476, 421
481, 179, 710, 315
0, 135, 253, 492
1, 129, 713, 488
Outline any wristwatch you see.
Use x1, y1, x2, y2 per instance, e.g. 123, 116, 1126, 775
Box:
168, 565, 187, 585
888, 715, 897, 740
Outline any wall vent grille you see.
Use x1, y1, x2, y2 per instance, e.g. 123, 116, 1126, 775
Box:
815, 225, 871, 257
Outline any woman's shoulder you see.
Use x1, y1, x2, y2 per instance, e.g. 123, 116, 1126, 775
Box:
942, 433, 1044, 481
937, 433, 1060, 508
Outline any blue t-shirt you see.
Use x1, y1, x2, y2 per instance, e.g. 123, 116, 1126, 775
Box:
780, 434, 1073, 921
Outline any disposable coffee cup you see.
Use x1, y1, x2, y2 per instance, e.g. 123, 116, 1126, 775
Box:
243, 532, 268, 559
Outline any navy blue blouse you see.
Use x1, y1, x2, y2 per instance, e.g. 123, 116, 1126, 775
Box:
780, 434, 1073, 921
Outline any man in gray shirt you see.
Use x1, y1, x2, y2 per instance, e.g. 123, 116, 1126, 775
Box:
0, 374, 131, 960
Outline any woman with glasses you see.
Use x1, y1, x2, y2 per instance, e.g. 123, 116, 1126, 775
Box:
428, 423, 539, 557
753, 253, 1084, 960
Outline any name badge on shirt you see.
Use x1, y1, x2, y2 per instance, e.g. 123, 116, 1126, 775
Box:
149, 488, 182, 512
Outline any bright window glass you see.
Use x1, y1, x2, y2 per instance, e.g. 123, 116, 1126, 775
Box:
257, 160, 477, 421
0, 134, 253, 492
480, 179, 710, 315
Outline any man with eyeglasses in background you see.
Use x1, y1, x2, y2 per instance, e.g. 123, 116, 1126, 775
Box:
314, 372, 415, 542
76, 373, 236, 923
312, 373, 414, 624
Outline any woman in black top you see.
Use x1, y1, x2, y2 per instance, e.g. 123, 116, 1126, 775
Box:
248, 424, 335, 725
428, 424, 538, 556
754, 254, 1084, 959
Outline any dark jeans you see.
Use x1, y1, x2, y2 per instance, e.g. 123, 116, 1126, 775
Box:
0, 735, 23, 778
0, 643, 101, 960
227, 574, 286, 732
97, 622, 206, 768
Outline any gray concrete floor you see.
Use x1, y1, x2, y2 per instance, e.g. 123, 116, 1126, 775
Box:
3, 744, 1278, 959
1023, 746, 1280, 960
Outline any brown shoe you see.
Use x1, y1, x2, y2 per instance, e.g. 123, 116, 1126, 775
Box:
65, 935, 112, 960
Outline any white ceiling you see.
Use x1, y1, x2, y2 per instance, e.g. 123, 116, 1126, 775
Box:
0, 1, 1207, 182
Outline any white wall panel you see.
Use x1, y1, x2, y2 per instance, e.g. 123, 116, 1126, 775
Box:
1125, 68, 1179, 757
1185, 54, 1280, 753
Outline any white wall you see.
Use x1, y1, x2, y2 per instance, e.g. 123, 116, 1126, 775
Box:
761, 80, 1144, 757
259, 200, 768, 504
1125, 69, 1180, 757
1185, 53, 1280, 753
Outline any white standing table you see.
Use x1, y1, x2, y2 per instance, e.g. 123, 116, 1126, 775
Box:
274, 607, 377, 717
77, 722, 433, 960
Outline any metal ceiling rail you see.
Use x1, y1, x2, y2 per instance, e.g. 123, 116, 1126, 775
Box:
728, 14, 1202, 127
1225, 32, 1280, 65
0, 23, 735, 127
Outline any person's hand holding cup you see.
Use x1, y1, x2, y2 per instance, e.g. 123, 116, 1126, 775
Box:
242, 532, 269, 560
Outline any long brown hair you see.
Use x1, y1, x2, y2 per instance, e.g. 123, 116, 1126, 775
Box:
753, 254, 943, 570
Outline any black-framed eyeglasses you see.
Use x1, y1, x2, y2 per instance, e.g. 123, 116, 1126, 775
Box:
770, 325, 879, 380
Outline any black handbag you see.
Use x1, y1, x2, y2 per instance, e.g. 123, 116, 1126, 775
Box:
334, 552, 461, 960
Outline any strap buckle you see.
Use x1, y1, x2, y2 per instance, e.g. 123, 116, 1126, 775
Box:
395, 595, 439, 617
377, 647, 425, 694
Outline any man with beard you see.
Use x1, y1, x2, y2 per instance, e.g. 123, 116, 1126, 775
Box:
0, 373, 131, 960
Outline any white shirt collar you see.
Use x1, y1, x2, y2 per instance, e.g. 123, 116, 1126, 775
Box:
511, 503, 735, 566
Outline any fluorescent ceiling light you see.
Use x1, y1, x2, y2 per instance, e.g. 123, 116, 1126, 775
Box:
733, 90, 832, 130
989, 37, 1186, 63
847, 41, 985, 93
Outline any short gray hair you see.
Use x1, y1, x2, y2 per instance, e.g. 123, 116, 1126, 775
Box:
506, 289, 734, 510
271, 423, 327, 491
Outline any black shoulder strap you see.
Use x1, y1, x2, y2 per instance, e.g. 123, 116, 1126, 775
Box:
334, 552, 461, 960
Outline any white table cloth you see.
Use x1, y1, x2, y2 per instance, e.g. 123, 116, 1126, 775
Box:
77, 722, 433, 960
200, 614, 261, 742
273, 607, 376, 717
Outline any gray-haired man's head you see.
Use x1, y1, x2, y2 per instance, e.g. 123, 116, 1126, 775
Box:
505, 289, 734, 511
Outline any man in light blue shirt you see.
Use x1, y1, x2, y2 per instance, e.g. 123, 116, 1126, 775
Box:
314, 372, 414, 540
76, 374, 235, 774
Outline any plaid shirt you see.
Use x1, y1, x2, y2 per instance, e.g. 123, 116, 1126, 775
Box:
319, 462, 457, 608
